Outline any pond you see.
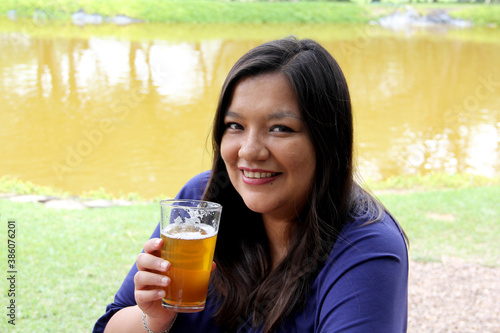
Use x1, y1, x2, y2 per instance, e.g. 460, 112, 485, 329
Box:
1, 18, 499, 198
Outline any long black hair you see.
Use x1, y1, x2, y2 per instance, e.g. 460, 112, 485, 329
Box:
203, 37, 384, 332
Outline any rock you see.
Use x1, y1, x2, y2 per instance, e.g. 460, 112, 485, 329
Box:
71, 9, 142, 26
8, 10, 17, 21
108, 15, 144, 25
71, 9, 103, 26
377, 6, 472, 30
33, 8, 49, 23
9, 195, 56, 203
83, 199, 132, 208
426, 9, 451, 24
44, 199, 87, 210
1, 193, 136, 209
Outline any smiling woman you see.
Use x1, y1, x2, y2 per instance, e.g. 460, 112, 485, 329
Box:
96, 37, 408, 333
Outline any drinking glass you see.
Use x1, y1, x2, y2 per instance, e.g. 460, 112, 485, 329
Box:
160, 199, 222, 312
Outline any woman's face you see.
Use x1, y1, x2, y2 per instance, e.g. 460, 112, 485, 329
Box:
221, 72, 316, 221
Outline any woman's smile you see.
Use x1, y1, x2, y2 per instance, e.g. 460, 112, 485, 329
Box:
242, 170, 279, 179
240, 168, 281, 185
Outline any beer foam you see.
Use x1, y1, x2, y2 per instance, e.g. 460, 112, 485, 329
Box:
162, 223, 216, 240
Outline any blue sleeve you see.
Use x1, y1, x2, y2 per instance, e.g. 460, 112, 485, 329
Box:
93, 171, 211, 333
315, 214, 408, 332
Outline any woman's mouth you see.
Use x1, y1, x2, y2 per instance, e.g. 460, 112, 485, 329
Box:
241, 169, 280, 185
242, 170, 279, 179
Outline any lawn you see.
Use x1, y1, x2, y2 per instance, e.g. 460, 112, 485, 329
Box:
0, 183, 498, 331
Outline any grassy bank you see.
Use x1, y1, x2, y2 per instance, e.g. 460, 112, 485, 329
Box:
0, 175, 147, 201
1, 0, 499, 25
0, 182, 498, 331
0, 0, 370, 24
378, 185, 499, 265
2, 172, 499, 201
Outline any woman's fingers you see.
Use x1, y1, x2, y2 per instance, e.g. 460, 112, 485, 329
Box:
137, 238, 170, 272
135, 287, 165, 304
134, 270, 170, 290
144, 237, 163, 255
136, 252, 170, 272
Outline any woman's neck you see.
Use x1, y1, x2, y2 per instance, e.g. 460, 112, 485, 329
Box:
262, 215, 291, 269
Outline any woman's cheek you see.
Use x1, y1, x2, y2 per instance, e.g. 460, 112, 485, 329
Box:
220, 136, 237, 165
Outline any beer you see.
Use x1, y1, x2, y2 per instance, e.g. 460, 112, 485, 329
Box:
161, 223, 218, 312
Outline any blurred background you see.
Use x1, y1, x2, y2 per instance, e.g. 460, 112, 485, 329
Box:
1, 0, 499, 199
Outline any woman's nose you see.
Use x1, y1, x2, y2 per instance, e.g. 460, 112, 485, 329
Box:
238, 134, 269, 161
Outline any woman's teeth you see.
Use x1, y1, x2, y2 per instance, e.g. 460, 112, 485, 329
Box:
243, 170, 277, 179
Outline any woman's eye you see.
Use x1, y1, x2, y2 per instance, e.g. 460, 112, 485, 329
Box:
225, 122, 243, 130
270, 125, 294, 133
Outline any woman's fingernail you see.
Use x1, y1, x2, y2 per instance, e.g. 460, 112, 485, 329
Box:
161, 277, 168, 285
160, 261, 168, 271
154, 239, 161, 247
158, 290, 165, 297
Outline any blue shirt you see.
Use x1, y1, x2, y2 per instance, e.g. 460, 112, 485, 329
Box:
94, 171, 408, 332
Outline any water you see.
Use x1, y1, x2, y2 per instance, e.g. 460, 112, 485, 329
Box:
1, 19, 499, 198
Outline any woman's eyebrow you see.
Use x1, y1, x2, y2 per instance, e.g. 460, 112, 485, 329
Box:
224, 110, 302, 120
267, 110, 302, 120
224, 111, 242, 119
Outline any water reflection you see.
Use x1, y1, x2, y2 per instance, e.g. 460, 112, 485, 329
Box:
0, 20, 499, 198
335, 33, 500, 182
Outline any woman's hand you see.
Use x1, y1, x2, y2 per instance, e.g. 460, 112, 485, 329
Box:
134, 238, 176, 331
134, 237, 217, 331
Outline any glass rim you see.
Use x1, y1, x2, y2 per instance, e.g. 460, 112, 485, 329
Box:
160, 199, 222, 210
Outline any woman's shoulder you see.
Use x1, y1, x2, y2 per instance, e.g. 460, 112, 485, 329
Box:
176, 171, 212, 200
321, 209, 408, 279
337, 210, 407, 260
304, 211, 408, 332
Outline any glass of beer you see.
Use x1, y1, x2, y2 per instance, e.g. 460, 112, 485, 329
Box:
160, 199, 222, 313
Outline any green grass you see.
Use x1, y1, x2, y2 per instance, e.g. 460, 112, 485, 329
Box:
0, 199, 158, 332
0, 175, 146, 201
0, 179, 498, 330
1, 0, 500, 25
450, 4, 500, 25
0, 176, 69, 198
378, 185, 500, 266
0, 0, 371, 24
366, 172, 500, 192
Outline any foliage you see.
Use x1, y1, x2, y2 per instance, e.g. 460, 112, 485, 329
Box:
366, 172, 500, 191
1, 0, 499, 25
450, 4, 500, 25
0, 176, 68, 197
0, 0, 370, 23
0, 176, 147, 201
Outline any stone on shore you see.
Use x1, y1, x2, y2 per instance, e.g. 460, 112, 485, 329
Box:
9, 195, 56, 203
44, 198, 88, 210
83, 199, 132, 208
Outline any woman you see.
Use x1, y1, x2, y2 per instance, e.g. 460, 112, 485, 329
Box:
95, 37, 408, 333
